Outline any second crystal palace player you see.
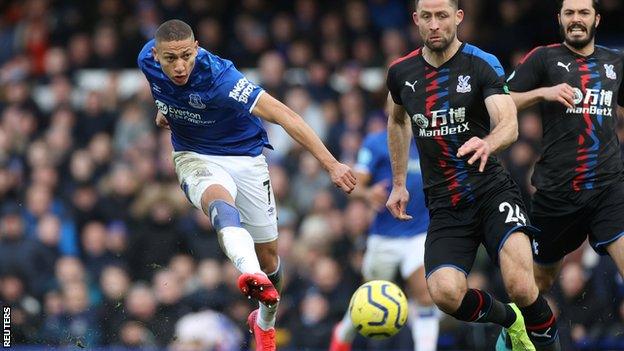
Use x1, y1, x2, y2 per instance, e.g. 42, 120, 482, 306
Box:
507, 0, 624, 299
385, 0, 561, 350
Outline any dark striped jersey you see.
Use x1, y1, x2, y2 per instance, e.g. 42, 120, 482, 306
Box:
387, 43, 512, 209
507, 44, 624, 192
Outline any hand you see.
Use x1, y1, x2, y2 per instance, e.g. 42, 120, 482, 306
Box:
329, 162, 357, 194
155, 112, 170, 129
386, 186, 412, 221
457, 136, 492, 172
367, 180, 390, 212
543, 83, 575, 109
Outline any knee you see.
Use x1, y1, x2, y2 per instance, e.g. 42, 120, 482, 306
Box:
427, 278, 466, 313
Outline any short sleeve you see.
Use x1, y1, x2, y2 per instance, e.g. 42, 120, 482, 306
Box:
506, 47, 546, 93
355, 135, 381, 175
477, 53, 508, 98
211, 64, 264, 113
386, 66, 403, 105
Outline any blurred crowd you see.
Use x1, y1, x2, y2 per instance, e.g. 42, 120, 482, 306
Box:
0, 0, 623, 350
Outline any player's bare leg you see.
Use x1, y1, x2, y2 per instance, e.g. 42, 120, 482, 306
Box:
200, 185, 279, 306
426, 267, 467, 313
533, 260, 564, 293
606, 235, 624, 278
406, 266, 439, 351
428, 267, 529, 349
499, 232, 560, 351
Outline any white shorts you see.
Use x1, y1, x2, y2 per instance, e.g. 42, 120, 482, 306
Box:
173, 151, 278, 243
362, 234, 427, 281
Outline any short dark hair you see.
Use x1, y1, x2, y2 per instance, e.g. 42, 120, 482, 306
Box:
155, 19, 194, 44
557, 0, 600, 14
415, 0, 459, 10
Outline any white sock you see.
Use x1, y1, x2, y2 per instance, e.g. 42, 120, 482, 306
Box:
257, 301, 279, 330
218, 226, 262, 274
336, 309, 357, 342
410, 301, 440, 351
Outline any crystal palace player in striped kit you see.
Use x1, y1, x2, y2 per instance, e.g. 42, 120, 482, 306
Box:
507, 0, 624, 324
385, 0, 561, 350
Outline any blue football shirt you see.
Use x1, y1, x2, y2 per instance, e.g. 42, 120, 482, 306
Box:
137, 39, 272, 156
355, 131, 429, 237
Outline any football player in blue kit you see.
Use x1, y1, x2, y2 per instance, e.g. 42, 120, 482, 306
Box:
330, 129, 440, 351
138, 19, 356, 350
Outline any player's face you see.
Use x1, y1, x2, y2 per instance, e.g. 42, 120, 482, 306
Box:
152, 37, 199, 86
558, 0, 600, 50
414, 0, 463, 52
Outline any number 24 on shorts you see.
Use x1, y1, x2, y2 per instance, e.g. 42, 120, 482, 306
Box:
499, 202, 526, 225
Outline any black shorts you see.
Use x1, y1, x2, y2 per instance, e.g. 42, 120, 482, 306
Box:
531, 181, 624, 265
424, 183, 536, 278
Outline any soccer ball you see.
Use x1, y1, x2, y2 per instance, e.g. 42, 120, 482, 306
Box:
348, 280, 408, 339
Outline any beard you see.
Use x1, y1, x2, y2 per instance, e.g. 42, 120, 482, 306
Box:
424, 35, 452, 52
560, 19, 596, 49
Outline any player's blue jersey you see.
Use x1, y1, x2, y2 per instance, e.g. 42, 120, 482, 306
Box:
137, 39, 272, 156
355, 131, 429, 237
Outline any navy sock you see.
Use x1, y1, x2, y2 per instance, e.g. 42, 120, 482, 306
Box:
267, 258, 283, 291
450, 289, 516, 327
520, 295, 560, 351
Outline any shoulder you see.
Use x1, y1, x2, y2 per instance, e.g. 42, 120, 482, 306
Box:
200, 49, 234, 77
595, 45, 624, 60
461, 43, 504, 76
137, 39, 156, 70
389, 48, 422, 69
517, 44, 562, 64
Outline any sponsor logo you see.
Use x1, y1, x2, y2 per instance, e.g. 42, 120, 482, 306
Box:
572, 88, 584, 105
456, 75, 471, 93
228, 78, 256, 104
566, 88, 614, 116
412, 113, 429, 128
413, 107, 470, 137
155, 100, 168, 115
557, 61, 571, 72
404, 80, 418, 92
188, 93, 206, 109
604, 64, 616, 80
154, 100, 215, 125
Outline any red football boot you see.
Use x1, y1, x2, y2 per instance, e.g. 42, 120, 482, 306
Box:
247, 308, 276, 351
238, 272, 280, 306
329, 323, 352, 351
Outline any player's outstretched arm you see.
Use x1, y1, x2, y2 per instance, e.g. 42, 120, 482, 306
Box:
386, 93, 412, 221
252, 92, 356, 194
510, 83, 576, 111
458, 94, 518, 172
